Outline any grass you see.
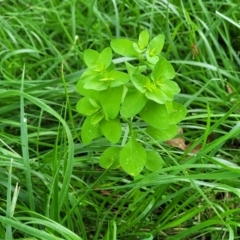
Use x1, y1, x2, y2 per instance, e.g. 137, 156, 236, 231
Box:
0, 0, 240, 239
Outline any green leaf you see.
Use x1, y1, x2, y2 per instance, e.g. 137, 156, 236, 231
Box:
133, 42, 143, 53
161, 81, 180, 96
76, 80, 99, 97
80, 69, 98, 83
168, 102, 187, 124
111, 39, 139, 57
119, 138, 146, 176
156, 81, 180, 101
88, 98, 100, 109
99, 147, 121, 169
109, 70, 129, 87
146, 51, 159, 64
145, 150, 164, 171
91, 111, 105, 125
105, 62, 115, 72
84, 73, 109, 91
138, 30, 149, 50
76, 97, 99, 116
147, 34, 165, 56
84, 49, 99, 67
100, 117, 122, 143
145, 84, 166, 104
96, 47, 112, 70
139, 101, 169, 129
120, 87, 147, 118
81, 117, 101, 144
152, 56, 175, 81
125, 62, 147, 77
84, 70, 129, 90
99, 86, 123, 119
165, 101, 173, 112
132, 74, 150, 93
146, 124, 179, 141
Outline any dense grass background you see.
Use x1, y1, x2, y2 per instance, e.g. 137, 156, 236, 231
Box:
0, 0, 240, 239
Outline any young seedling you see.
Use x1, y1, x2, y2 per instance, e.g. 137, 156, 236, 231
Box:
76, 30, 187, 176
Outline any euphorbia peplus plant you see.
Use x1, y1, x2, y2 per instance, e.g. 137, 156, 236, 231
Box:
76, 30, 187, 176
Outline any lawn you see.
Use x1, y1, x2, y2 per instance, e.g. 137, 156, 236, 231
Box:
0, 0, 240, 239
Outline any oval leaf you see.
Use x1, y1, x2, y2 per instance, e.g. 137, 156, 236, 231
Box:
168, 102, 187, 124
152, 56, 175, 81
81, 117, 101, 144
125, 62, 147, 77
96, 47, 112, 70
132, 74, 150, 93
84, 49, 99, 67
99, 86, 123, 119
111, 39, 139, 57
138, 30, 149, 50
84, 74, 109, 91
91, 111, 105, 125
109, 70, 130, 87
120, 138, 146, 176
145, 84, 166, 104
139, 101, 169, 129
79, 69, 97, 83
146, 50, 159, 65
133, 42, 143, 53
99, 147, 121, 169
163, 81, 180, 95
158, 81, 180, 101
76, 80, 99, 97
146, 124, 179, 141
76, 97, 99, 116
100, 117, 122, 143
147, 34, 165, 56
145, 150, 164, 172
120, 88, 147, 118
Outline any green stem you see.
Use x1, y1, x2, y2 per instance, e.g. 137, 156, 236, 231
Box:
121, 118, 133, 146
127, 119, 133, 137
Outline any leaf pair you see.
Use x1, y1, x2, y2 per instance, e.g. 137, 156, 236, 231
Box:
145, 102, 187, 141
80, 116, 122, 144
81, 48, 130, 91
131, 56, 180, 104
77, 86, 123, 118
84, 47, 112, 70
100, 138, 164, 176
111, 30, 165, 65
76, 85, 125, 144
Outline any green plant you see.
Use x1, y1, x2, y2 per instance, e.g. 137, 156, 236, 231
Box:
76, 30, 187, 176
1, 1, 240, 239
